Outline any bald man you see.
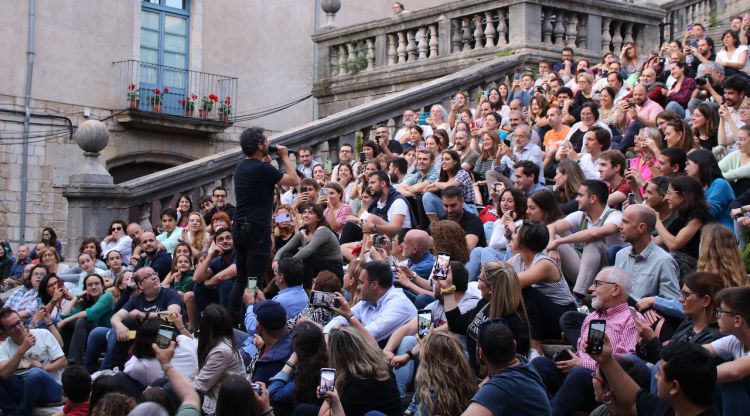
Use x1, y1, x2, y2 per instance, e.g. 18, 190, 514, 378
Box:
614, 83, 664, 151
401, 229, 434, 279
614, 205, 679, 300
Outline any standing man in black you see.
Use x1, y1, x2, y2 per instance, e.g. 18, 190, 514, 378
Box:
231, 127, 299, 326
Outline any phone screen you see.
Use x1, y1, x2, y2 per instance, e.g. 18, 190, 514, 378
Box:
275, 213, 291, 223
586, 320, 606, 354
325, 160, 333, 174
310, 290, 336, 308
627, 193, 635, 205
319, 368, 336, 395
433, 254, 450, 280
417, 309, 431, 338
247, 277, 258, 291
156, 324, 176, 349
56, 279, 65, 289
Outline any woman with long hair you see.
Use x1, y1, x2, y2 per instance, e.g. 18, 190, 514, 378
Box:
175, 194, 193, 228
362, 139, 381, 163
38, 246, 69, 276
440, 260, 531, 375
312, 164, 328, 187
33, 227, 63, 259
691, 103, 719, 151
409, 331, 477, 416
509, 221, 576, 353
423, 150, 477, 223
527, 190, 564, 225
161, 253, 197, 331
655, 176, 714, 268
323, 326, 401, 416
554, 160, 586, 214
657, 118, 695, 155
14, 265, 46, 321
57, 273, 114, 366
530, 94, 551, 140
272, 204, 297, 255
194, 304, 245, 415
339, 186, 374, 246
273, 202, 344, 288
336, 163, 355, 204
37, 273, 72, 324
342, 260, 364, 305
570, 72, 595, 120
181, 212, 210, 259
448, 91, 472, 129
697, 223, 747, 288
627, 127, 663, 197
268, 321, 329, 412
716, 30, 749, 76
322, 182, 354, 235
473, 130, 500, 181
686, 149, 735, 230
663, 61, 696, 115
215, 375, 269, 416
620, 42, 643, 75
597, 87, 621, 133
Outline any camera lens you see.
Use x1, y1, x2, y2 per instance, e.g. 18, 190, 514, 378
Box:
268, 144, 278, 153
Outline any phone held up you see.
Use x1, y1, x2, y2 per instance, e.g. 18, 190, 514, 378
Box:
585, 319, 606, 355
417, 309, 432, 338
155, 322, 177, 349
310, 290, 337, 308
319, 368, 336, 395
432, 253, 450, 280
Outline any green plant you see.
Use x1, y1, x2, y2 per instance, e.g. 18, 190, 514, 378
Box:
709, 12, 718, 28
332, 41, 369, 75
496, 48, 515, 57
201, 93, 218, 111
149, 87, 168, 104
354, 131, 364, 154
218, 96, 232, 114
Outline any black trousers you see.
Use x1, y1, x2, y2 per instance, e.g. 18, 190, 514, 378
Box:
232, 222, 272, 328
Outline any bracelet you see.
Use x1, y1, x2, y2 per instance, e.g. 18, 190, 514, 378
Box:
285, 361, 296, 369
346, 314, 356, 322
261, 407, 274, 416
440, 285, 457, 295
406, 349, 415, 360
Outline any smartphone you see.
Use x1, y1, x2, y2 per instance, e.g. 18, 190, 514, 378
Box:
319, 368, 336, 395
251, 383, 262, 394
432, 253, 450, 280
482, 90, 489, 98
629, 306, 639, 319
319, 188, 328, 198
359, 151, 366, 162
155, 323, 176, 349
513, 72, 521, 81
274, 213, 291, 223
470, 120, 476, 130
417, 309, 432, 338
417, 111, 429, 125
56, 279, 65, 289
247, 276, 258, 292
373, 234, 387, 248
585, 319, 607, 355
324, 160, 333, 174
687, 23, 693, 30
128, 330, 137, 340
553, 349, 574, 362
310, 290, 337, 308
300, 186, 308, 193
627, 193, 635, 205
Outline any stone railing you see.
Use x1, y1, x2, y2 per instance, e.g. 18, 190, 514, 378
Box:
312, 0, 663, 117
661, 0, 748, 42
63, 54, 527, 258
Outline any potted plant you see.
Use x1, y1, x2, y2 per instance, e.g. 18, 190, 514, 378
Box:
179, 93, 198, 117
218, 96, 232, 121
199, 93, 218, 119
127, 83, 140, 108
149, 87, 168, 112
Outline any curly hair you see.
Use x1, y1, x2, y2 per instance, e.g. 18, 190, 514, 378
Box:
292, 321, 329, 405
90, 393, 136, 416
414, 331, 477, 416
697, 224, 747, 288
431, 220, 469, 263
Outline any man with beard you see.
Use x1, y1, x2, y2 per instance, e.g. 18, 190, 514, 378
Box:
365, 171, 413, 236
530, 267, 639, 415
614, 83, 664, 151
441, 186, 486, 250
192, 228, 237, 318
719, 75, 747, 144
451, 129, 479, 170
396, 109, 432, 143
388, 157, 408, 186
134, 231, 172, 280
231, 127, 299, 326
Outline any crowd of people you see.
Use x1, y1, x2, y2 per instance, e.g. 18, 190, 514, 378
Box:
1, 16, 750, 416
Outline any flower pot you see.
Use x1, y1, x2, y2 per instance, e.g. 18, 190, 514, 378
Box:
199, 109, 209, 119
129, 99, 139, 109
184, 108, 194, 117
218, 113, 229, 122
152, 102, 162, 113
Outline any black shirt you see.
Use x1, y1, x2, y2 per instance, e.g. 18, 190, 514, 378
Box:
340, 376, 402, 416
203, 204, 236, 226
635, 390, 720, 416
123, 287, 183, 314
457, 211, 487, 248
232, 158, 283, 229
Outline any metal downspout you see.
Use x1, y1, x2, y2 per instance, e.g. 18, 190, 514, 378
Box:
20, 0, 36, 243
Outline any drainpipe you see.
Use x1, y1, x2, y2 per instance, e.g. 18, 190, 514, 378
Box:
313, 0, 320, 121
20, 0, 36, 243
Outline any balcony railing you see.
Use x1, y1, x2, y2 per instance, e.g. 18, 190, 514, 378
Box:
661, 0, 748, 43
114, 60, 238, 122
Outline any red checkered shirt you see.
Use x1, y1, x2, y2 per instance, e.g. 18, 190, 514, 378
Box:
577, 303, 639, 370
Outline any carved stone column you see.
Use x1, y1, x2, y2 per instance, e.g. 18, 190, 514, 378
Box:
484, 11, 496, 48
553, 11, 566, 45
542, 9, 553, 44
428, 24, 439, 58
601, 17, 612, 54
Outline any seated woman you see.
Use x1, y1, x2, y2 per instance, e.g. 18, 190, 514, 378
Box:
161, 253, 196, 331
626, 127, 662, 197
719, 125, 750, 195
715, 30, 749, 77
562, 102, 611, 154
292, 271, 341, 328
335, 163, 355, 204
428, 104, 451, 132
553, 160, 586, 214
508, 221, 576, 353
57, 273, 114, 367
654, 176, 714, 273
662, 61, 696, 117
180, 212, 211, 260
448, 91, 473, 129
36, 272, 72, 325
38, 246, 70, 279
175, 194, 193, 228
467, 188, 526, 282
104, 250, 127, 288
273, 202, 344, 288
73, 252, 109, 294
686, 149, 735, 231
691, 103, 719, 151
423, 150, 478, 223
30, 227, 63, 260
267, 321, 328, 414
322, 182, 353, 235
339, 186, 374, 246
312, 164, 328, 188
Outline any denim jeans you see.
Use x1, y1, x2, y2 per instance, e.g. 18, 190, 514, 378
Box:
233, 222, 273, 328
193, 278, 234, 326
0, 367, 62, 416
719, 376, 750, 415
394, 336, 419, 398
466, 246, 507, 281
86, 326, 110, 373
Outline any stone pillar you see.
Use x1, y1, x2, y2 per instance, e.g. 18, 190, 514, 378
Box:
62, 120, 125, 260
508, 2, 541, 46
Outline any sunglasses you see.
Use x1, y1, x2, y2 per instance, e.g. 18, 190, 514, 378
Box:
111, 226, 123, 232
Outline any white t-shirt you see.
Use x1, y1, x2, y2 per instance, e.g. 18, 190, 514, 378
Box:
716, 45, 750, 73
377, 198, 412, 229
710, 335, 749, 361
564, 208, 624, 247
0, 329, 65, 383
578, 153, 602, 180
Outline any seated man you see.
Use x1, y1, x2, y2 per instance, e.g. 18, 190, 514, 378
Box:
202, 186, 235, 226
441, 186, 487, 251
0, 307, 67, 416
705, 287, 750, 413
452, 129, 480, 171
397, 149, 438, 198
531, 267, 639, 415
614, 205, 680, 301
192, 228, 237, 317
96, 267, 183, 371
156, 208, 183, 255
614, 83, 663, 152
465, 320, 551, 415
324, 261, 416, 346
597, 150, 631, 209
547, 180, 624, 298
513, 160, 547, 196
133, 231, 172, 280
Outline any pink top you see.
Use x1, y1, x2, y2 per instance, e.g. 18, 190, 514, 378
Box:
629, 156, 655, 197
324, 203, 354, 233
576, 303, 640, 370
625, 98, 664, 127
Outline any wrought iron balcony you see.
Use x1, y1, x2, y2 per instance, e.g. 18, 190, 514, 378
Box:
113, 60, 238, 134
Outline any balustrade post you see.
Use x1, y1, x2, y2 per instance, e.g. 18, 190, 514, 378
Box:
508, 2, 542, 45
406, 30, 418, 61
329, 46, 339, 77
428, 24, 439, 58
622, 22, 634, 45
473, 15, 485, 50
338, 45, 348, 75
438, 19, 451, 56
585, 14, 601, 55
417, 27, 428, 59
553, 11, 566, 45
374, 34, 387, 68
397, 32, 407, 64
565, 14, 578, 48
366, 39, 375, 70
387, 34, 397, 65
576, 14, 587, 49
346, 42, 356, 73
497, 9, 507, 47
450, 20, 462, 53
601, 16, 612, 54
542, 9, 553, 44
611, 20, 623, 53
139, 202, 153, 232
461, 17, 472, 51
484, 12, 496, 48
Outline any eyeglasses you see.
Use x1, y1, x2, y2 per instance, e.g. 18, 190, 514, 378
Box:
716, 307, 738, 318
593, 280, 618, 288
213, 194, 227, 199
679, 290, 697, 300
136, 272, 158, 285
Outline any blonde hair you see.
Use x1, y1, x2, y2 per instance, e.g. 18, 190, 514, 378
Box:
697, 224, 747, 288
328, 326, 391, 392
186, 212, 208, 254
482, 261, 526, 318
345, 260, 364, 306
415, 331, 477, 415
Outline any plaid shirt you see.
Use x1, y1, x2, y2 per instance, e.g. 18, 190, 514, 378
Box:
577, 303, 639, 370
5, 287, 28, 310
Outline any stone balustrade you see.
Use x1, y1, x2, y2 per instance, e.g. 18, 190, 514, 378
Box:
661, 0, 748, 43
312, 0, 663, 118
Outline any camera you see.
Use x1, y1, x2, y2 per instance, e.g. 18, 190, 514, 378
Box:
268, 144, 278, 153
627, 99, 636, 109
695, 74, 712, 87
373, 234, 387, 248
